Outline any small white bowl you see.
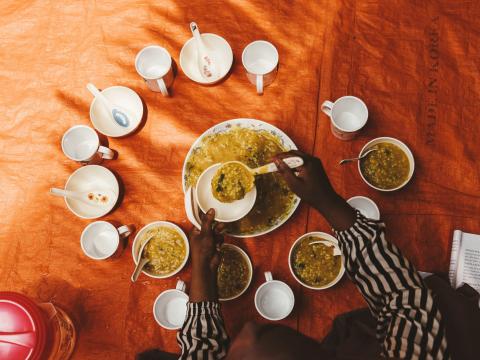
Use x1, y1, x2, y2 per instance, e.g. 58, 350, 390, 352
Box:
89, 86, 143, 137
358, 137, 415, 192
180, 33, 233, 84
195, 164, 257, 223
347, 196, 380, 220
132, 221, 189, 279
64, 165, 119, 219
288, 232, 345, 290
219, 244, 253, 301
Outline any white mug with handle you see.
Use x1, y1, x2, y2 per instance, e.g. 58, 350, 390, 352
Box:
135, 45, 174, 96
62, 125, 114, 164
80, 221, 132, 260
153, 280, 189, 330
242, 40, 279, 95
255, 271, 295, 321
321, 96, 368, 140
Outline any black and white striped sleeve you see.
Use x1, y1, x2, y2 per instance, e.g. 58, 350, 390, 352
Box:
334, 211, 449, 359
177, 301, 229, 360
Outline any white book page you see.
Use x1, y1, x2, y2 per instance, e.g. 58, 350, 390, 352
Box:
456, 232, 480, 293
449, 230, 462, 287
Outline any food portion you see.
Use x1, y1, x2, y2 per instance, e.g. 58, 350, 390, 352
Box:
291, 236, 342, 287
360, 142, 410, 189
186, 126, 296, 235
217, 245, 251, 300
211, 162, 255, 203
142, 226, 187, 276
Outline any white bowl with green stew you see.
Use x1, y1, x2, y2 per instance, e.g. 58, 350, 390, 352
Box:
289, 232, 345, 290
358, 137, 415, 192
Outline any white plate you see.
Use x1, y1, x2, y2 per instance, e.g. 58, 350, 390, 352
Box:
347, 196, 380, 220
195, 163, 257, 223
358, 137, 415, 192
182, 118, 300, 238
288, 232, 345, 290
180, 33, 233, 84
89, 86, 143, 137
64, 165, 119, 219
132, 221, 190, 279
219, 244, 253, 301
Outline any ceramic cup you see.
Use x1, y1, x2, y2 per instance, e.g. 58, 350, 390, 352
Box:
255, 272, 294, 321
321, 96, 368, 140
242, 41, 279, 95
80, 221, 132, 260
62, 125, 113, 164
153, 280, 189, 330
135, 45, 174, 96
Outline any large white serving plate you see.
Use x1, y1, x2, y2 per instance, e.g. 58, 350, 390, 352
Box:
182, 118, 300, 238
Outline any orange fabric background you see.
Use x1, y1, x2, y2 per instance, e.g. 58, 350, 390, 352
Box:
1, 1, 480, 358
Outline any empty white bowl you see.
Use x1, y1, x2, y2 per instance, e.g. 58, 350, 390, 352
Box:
195, 164, 257, 223
180, 33, 233, 84
131, 221, 190, 279
89, 86, 143, 137
347, 196, 380, 220
358, 137, 415, 192
64, 165, 119, 219
288, 232, 345, 290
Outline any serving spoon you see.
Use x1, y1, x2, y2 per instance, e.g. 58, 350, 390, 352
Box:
339, 148, 377, 165
49, 188, 116, 208
222, 156, 304, 177
190, 22, 217, 80
131, 235, 154, 282
309, 240, 342, 256
86, 83, 131, 128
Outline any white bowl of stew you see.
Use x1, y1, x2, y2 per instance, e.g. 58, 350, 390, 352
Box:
217, 244, 253, 301
358, 137, 415, 192
289, 232, 345, 290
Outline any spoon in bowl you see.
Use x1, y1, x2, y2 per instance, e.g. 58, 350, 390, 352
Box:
49, 188, 116, 208
86, 83, 131, 128
190, 22, 217, 80
309, 240, 342, 256
131, 235, 154, 282
339, 148, 377, 165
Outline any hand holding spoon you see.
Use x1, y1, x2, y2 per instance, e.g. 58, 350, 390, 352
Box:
50, 188, 116, 208
223, 156, 304, 177
190, 22, 217, 80
86, 83, 131, 128
339, 148, 377, 165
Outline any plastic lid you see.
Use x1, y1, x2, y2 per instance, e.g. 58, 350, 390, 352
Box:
0, 292, 48, 360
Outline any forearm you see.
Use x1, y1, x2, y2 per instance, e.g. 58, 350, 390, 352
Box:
190, 262, 218, 302
312, 191, 356, 231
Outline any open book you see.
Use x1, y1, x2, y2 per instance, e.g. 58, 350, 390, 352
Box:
448, 230, 480, 292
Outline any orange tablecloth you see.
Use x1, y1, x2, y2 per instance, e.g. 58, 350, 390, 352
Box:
1, 1, 480, 358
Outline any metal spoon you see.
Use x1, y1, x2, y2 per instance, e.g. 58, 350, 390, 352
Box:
131, 235, 153, 282
339, 148, 377, 165
309, 240, 342, 256
86, 83, 131, 128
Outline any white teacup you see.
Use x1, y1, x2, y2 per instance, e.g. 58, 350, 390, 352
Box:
135, 45, 174, 96
80, 221, 132, 260
255, 272, 294, 321
242, 41, 279, 95
62, 125, 113, 164
321, 96, 368, 140
153, 280, 189, 330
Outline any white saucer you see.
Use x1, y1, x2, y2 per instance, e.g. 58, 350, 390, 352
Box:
180, 33, 233, 84
347, 196, 380, 220
89, 86, 143, 137
195, 164, 257, 223
64, 165, 119, 219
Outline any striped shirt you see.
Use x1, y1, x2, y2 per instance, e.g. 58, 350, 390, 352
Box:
178, 212, 449, 359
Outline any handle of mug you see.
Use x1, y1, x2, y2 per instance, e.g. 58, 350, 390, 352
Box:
176, 279, 186, 292
256, 74, 263, 95
264, 271, 273, 282
157, 78, 169, 97
321, 100, 334, 116
117, 225, 132, 238
98, 145, 114, 159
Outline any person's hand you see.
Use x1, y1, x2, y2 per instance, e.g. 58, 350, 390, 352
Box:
189, 208, 224, 273
273, 150, 337, 211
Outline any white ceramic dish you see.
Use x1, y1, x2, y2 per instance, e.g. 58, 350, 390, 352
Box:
358, 137, 415, 192
288, 232, 345, 290
180, 33, 233, 84
89, 86, 143, 137
195, 163, 257, 223
219, 244, 253, 301
254, 271, 294, 321
132, 221, 190, 279
63, 165, 119, 219
347, 196, 380, 220
153, 280, 189, 330
182, 118, 300, 238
